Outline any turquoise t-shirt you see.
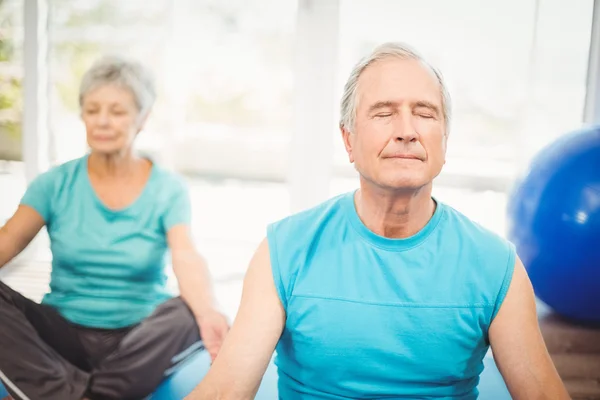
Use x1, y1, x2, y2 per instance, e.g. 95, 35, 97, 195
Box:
267, 191, 515, 399
20, 155, 190, 329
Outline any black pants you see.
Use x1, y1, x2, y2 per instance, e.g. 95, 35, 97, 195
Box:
0, 280, 203, 400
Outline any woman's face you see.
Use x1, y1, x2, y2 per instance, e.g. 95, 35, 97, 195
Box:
81, 85, 145, 155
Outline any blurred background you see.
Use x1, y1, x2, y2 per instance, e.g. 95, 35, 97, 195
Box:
0, 0, 596, 320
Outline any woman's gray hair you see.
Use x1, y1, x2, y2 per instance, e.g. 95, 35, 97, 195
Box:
79, 55, 156, 117
339, 42, 452, 133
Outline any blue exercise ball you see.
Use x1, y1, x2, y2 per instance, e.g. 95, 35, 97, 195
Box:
507, 125, 600, 323
0, 351, 279, 400
150, 350, 211, 399
150, 350, 279, 399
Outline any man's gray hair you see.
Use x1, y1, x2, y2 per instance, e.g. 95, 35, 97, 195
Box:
339, 42, 452, 133
79, 55, 156, 117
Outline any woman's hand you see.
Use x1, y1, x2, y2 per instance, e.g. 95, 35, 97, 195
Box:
196, 309, 230, 361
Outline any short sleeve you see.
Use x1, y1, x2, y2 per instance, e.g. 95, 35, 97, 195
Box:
20, 170, 55, 223
161, 177, 192, 232
490, 241, 517, 321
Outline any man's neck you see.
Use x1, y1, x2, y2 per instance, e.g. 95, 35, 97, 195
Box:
354, 182, 436, 239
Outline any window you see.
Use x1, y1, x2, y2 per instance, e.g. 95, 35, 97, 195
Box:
0, 0, 23, 162
332, 0, 593, 235
48, 0, 297, 182
48, 0, 172, 164
335, 0, 593, 191
160, 0, 297, 181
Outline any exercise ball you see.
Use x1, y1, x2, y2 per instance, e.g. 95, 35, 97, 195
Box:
0, 382, 8, 399
150, 350, 279, 399
507, 125, 600, 323
150, 350, 211, 399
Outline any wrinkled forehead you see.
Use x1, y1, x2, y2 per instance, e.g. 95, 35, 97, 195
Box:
82, 84, 137, 106
356, 57, 443, 110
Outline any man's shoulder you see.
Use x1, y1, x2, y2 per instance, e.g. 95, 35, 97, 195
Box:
265, 192, 351, 302
269, 192, 349, 233
443, 202, 507, 240
441, 202, 517, 310
441, 202, 515, 266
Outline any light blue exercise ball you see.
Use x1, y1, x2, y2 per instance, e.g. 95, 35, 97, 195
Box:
150, 350, 279, 399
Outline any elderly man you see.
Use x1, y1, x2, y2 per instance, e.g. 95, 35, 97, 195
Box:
187, 42, 569, 399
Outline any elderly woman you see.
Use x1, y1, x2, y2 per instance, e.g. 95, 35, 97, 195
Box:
0, 56, 229, 400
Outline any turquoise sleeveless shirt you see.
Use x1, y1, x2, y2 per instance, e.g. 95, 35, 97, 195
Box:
267, 191, 515, 399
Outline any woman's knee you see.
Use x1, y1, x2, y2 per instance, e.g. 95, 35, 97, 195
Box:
153, 297, 198, 335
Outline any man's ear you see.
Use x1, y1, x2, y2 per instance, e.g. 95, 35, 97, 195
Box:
341, 124, 355, 163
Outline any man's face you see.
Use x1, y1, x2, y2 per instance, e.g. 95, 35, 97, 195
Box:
342, 57, 447, 191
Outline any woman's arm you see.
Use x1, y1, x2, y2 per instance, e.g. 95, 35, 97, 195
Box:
167, 224, 229, 360
0, 205, 46, 269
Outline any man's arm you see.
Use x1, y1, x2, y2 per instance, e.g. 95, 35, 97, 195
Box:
168, 224, 229, 360
489, 256, 570, 400
0, 205, 45, 269
185, 238, 286, 400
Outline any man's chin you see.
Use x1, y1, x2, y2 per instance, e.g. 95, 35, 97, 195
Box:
380, 177, 430, 192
